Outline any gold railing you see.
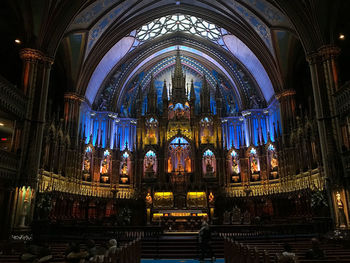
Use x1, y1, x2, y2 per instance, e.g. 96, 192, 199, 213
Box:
38, 171, 134, 199
225, 168, 325, 197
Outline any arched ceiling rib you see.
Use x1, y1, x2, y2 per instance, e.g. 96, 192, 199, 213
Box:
69, 1, 296, 116
85, 29, 271, 111
113, 49, 243, 112
91, 33, 265, 112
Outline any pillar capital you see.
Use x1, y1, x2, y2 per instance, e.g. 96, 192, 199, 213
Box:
306, 45, 341, 64
64, 92, 85, 102
275, 89, 296, 100
306, 51, 320, 64
318, 45, 341, 59
19, 48, 54, 64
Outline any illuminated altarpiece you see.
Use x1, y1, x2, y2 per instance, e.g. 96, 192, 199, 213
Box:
45, 52, 286, 226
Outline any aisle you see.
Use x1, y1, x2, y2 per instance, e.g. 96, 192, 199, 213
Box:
141, 260, 225, 263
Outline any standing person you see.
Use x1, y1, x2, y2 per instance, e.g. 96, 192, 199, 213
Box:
198, 220, 214, 262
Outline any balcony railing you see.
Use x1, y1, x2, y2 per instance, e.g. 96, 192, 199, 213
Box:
335, 81, 350, 116
0, 75, 27, 118
0, 149, 19, 180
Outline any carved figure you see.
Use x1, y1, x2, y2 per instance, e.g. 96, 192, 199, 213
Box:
251, 157, 259, 174
206, 159, 214, 173
83, 158, 90, 172
232, 158, 239, 174
145, 192, 153, 206
336, 192, 347, 228
145, 159, 154, 172
270, 153, 278, 171
101, 158, 109, 174
121, 163, 128, 175
208, 192, 214, 204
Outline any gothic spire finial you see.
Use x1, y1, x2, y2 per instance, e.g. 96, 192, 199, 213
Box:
113, 132, 117, 149
273, 122, 277, 141
162, 79, 168, 101
174, 50, 183, 77
190, 79, 196, 101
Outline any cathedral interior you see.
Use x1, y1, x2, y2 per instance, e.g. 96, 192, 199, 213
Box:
1, 0, 350, 262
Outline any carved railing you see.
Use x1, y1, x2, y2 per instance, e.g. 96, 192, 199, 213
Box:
0, 75, 27, 118
335, 81, 350, 117
38, 171, 134, 198
0, 149, 19, 180
225, 168, 324, 197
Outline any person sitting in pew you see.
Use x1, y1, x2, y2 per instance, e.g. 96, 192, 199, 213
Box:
305, 238, 324, 259
279, 243, 298, 263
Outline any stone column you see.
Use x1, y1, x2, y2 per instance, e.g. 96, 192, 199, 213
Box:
306, 45, 342, 222
18, 48, 54, 188
64, 92, 84, 143
276, 89, 296, 137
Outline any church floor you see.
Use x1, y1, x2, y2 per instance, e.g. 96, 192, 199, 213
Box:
141, 259, 225, 262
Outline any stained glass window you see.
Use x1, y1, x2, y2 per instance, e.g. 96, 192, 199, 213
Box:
170, 137, 188, 145
122, 152, 129, 159
203, 149, 214, 157
174, 103, 185, 110
231, 150, 237, 157
146, 150, 156, 157
132, 14, 226, 49
104, 149, 110, 156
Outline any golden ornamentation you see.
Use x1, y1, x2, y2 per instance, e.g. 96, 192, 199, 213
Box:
19, 48, 54, 64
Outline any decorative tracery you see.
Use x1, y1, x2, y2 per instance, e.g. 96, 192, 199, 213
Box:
132, 14, 226, 49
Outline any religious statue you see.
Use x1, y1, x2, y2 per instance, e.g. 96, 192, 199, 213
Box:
168, 157, 173, 173
270, 153, 278, 171
232, 158, 239, 175
231, 206, 241, 224
336, 192, 347, 228
208, 192, 215, 205
145, 192, 153, 206
83, 158, 90, 172
223, 210, 230, 224
101, 159, 109, 174
185, 156, 191, 172
251, 157, 259, 174
206, 159, 214, 173
175, 146, 184, 172
145, 159, 154, 172
121, 162, 128, 175
146, 127, 156, 144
